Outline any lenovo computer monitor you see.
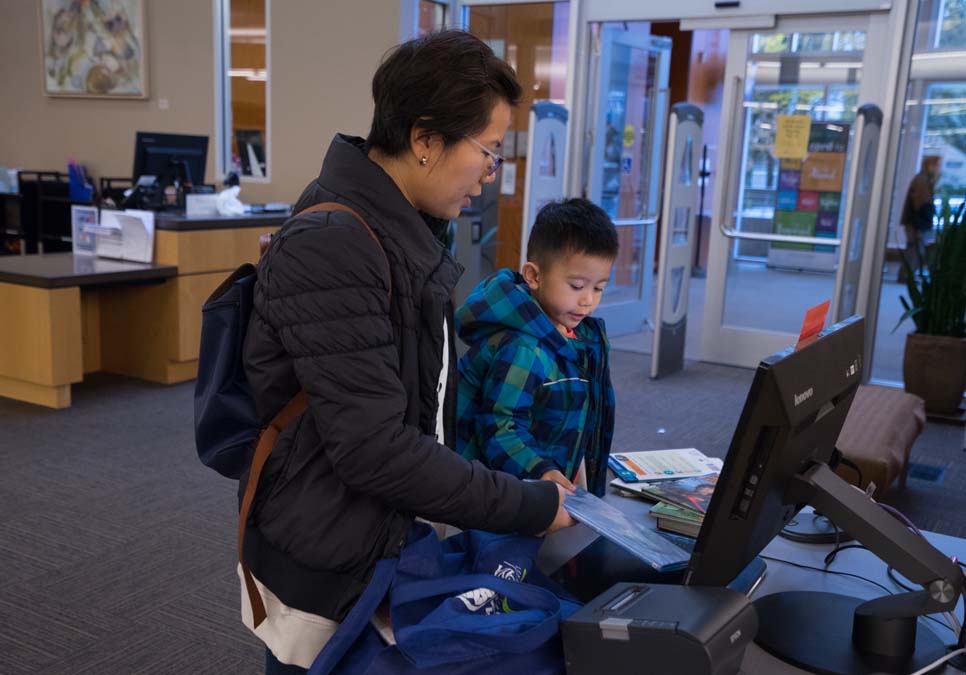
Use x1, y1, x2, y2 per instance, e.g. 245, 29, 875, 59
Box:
684, 316, 864, 586
132, 131, 208, 187
685, 315, 963, 674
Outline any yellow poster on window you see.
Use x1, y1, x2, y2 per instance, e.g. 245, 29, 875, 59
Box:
774, 115, 811, 159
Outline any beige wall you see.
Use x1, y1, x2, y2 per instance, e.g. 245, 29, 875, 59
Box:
0, 0, 400, 204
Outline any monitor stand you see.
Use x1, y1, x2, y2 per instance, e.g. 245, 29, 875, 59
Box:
754, 463, 963, 675
754, 591, 946, 675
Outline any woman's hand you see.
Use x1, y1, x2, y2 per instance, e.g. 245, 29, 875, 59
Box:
540, 483, 577, 535
540, 469, 576, 492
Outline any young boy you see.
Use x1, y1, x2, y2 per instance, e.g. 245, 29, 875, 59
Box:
455, 198, 618, 497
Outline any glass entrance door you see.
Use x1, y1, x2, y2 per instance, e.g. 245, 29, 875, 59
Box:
582, 21, 671, 335
701, 14, 888, 367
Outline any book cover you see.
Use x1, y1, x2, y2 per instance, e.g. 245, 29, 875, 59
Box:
611, 472, 719, 515
562, 488, 690, 573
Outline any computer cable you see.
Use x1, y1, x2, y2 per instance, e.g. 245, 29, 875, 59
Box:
824, 542, 866, 566
780, 510, 852, 544
762, 554, 892, 596
836, 454, 864, 490
878, 501, 924, 536
906, 647, 966, 675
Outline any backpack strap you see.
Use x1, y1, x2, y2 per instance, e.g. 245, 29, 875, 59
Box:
283, 201, 391, 298
239, 201, 389, 629
238, 390, 309, 628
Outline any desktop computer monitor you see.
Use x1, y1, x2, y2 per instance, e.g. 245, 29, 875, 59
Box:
132, 131, 208, 187
684, 316, 863, 586
685, 315, 963, 675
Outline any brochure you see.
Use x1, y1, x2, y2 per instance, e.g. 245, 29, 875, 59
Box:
70, 205, 98, 256
608, 448, 722, 483
563, 488, 690, 573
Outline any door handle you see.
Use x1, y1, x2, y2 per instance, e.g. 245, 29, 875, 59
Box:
717, 220, 841, 246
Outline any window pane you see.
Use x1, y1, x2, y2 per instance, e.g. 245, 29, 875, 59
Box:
873, 0, 966, 382
466, 2, 570, 271
225, 0, 267, 178
418, 1, 446, 37
938, 0, 966, 48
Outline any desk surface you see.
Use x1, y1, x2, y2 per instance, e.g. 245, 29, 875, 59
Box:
539, 490, 966, 675
0, 253, 177, 289
156, 211, 289, 231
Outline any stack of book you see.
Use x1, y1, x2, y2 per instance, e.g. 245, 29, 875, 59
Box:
609, 448, 722, 538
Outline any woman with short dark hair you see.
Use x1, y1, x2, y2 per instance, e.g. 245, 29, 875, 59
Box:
240, 30, 574, 673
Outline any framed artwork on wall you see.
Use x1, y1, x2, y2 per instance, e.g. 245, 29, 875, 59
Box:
39, 0, 148, 98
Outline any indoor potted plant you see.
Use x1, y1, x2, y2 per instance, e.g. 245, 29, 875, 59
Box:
896, 201, 966, 414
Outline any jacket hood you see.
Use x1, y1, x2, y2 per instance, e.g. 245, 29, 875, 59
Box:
456, 269, 604, 362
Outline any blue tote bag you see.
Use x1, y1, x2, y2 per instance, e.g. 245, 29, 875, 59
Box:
309, 523, 580, 675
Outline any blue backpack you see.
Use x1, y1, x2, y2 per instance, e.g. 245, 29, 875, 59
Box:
193, 201, 379, 478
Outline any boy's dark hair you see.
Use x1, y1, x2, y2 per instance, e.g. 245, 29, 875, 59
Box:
368, 30, 522, 157
527, 198, 619, 267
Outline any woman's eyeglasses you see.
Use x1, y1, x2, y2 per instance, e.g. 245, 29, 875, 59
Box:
465, 136, 505, 177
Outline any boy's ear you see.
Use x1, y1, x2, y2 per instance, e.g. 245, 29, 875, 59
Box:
521, 261, 541, 291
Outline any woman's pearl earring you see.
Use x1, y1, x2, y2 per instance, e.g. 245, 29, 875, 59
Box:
419, 156, 428, 166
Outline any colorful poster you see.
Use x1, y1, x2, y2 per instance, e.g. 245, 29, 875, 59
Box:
808, 123, 850, 153
818, 192, 841, 213
773, 210, 817, 251
777, 190, 799, 210
778, 170, 801, 191
815, 212, 838, 234
774, 114, 812, 159
797, 191, 819, 211
800, 152, 847, 192
769, 122, 849, 269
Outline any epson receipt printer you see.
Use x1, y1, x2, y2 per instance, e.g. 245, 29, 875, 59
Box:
561, 583, 757, 675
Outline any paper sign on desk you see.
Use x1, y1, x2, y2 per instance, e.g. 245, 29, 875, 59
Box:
797, 300, 830, 349
774, 115, 811, 160
97, 209, 155, 263
186, 193, 219, 217
70, 205, 98, 256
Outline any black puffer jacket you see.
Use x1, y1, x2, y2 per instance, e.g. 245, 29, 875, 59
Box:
241, 134, 558, 621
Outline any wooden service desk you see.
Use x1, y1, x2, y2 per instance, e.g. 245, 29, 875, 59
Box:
0, 211, 286, 408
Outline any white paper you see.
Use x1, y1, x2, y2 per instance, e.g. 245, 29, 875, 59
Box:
94, 213, 124, 260
500, 162, 517, 196
186, 193, 219, 217
96, 209, 155, 263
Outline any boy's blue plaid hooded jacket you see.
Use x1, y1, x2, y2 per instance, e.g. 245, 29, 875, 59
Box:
455, 269, 615, 497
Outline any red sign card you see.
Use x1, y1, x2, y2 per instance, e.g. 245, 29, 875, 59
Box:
797, 300, 830, 348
